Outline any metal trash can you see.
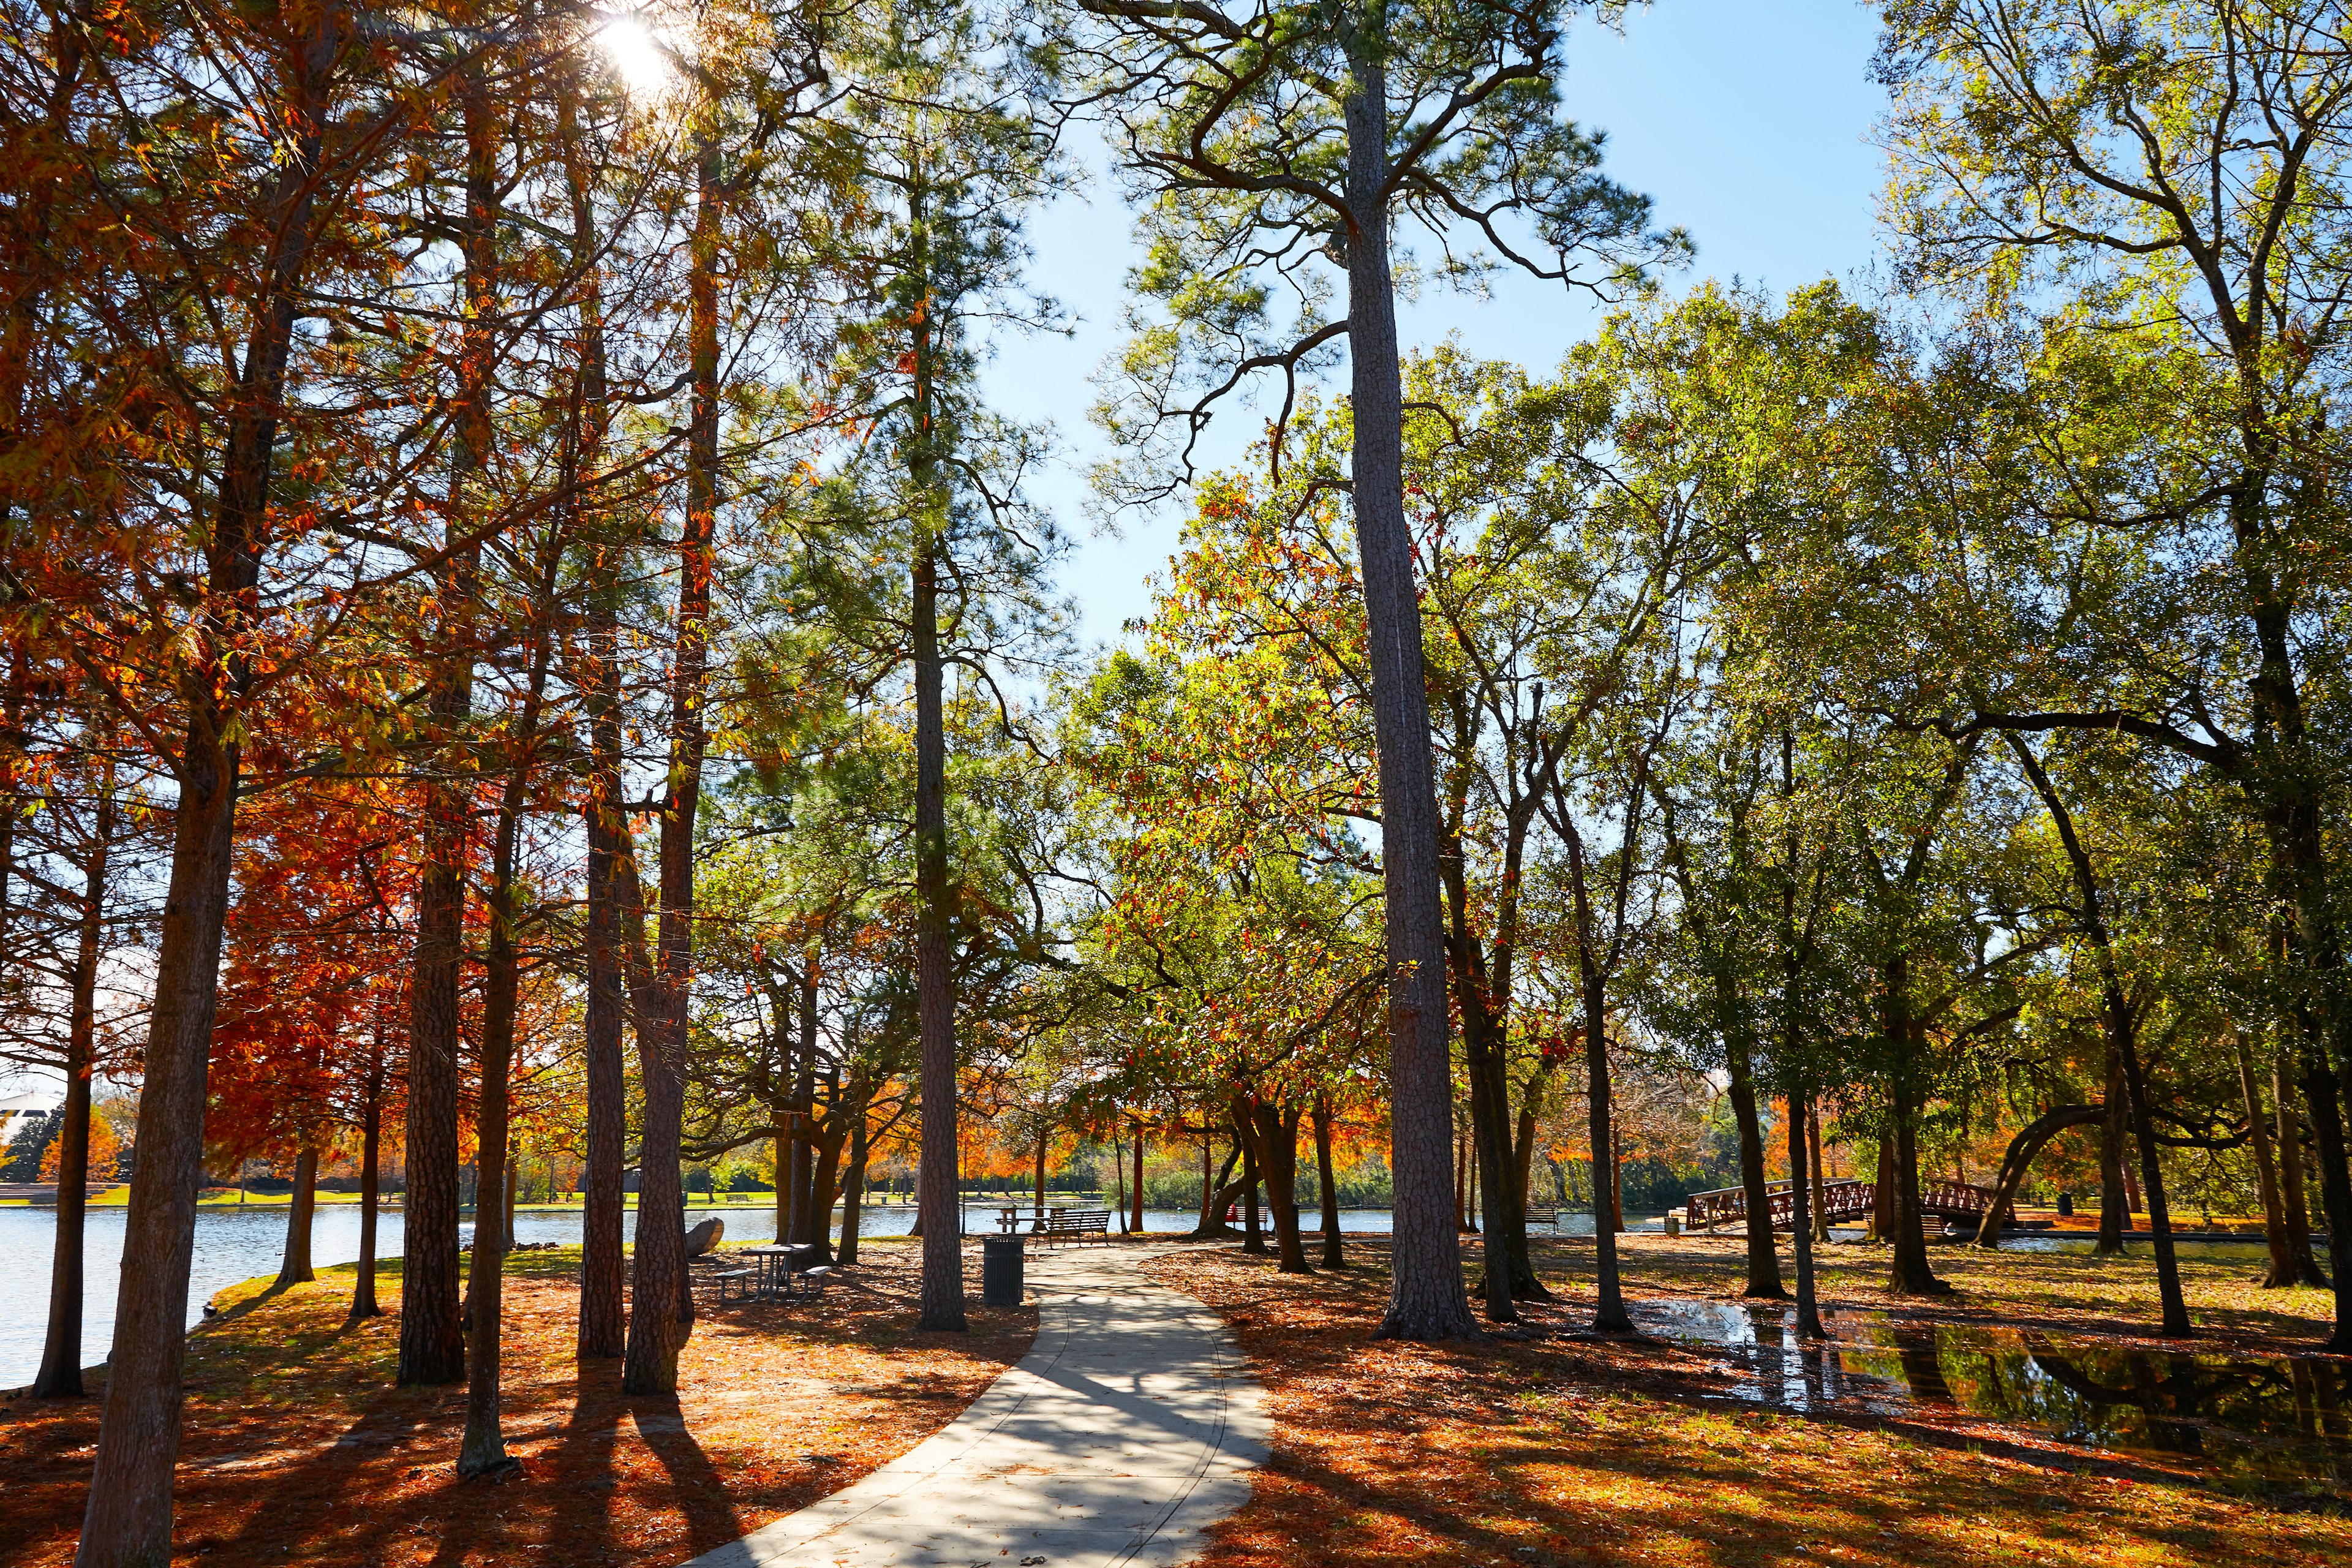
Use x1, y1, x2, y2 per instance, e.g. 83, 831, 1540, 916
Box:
981, 1234, 1025, 1306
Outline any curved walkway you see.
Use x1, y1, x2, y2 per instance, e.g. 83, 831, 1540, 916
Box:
682, 1242, 1268, 1568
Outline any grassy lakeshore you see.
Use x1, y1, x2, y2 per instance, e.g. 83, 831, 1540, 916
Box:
0, 1235, 1031, 1568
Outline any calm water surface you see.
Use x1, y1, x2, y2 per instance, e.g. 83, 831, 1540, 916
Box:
1630, 1296, 2352, 1488
0, 1200, 1434, 1387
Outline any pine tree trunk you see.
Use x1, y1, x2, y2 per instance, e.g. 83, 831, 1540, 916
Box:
562, 61, 628, 1366
400, 52, 500, 1390
625, 130, 722, 1392
1133, 1127, 1147, 1235
1343, 27, 1472, 1342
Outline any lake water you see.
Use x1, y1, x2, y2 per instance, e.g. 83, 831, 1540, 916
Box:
1629, 1296, 2352, 1485
0, 1200, 1439, 1388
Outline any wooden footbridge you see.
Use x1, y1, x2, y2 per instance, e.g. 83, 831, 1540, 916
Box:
1681, 1177, 1997, 1232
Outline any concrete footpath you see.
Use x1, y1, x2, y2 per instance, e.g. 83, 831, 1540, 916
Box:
682, 1243, 1268, 1568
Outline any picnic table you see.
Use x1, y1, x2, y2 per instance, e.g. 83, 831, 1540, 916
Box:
719, 1242, 831, 1305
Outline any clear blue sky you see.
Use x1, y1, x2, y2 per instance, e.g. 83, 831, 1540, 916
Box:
979, 0, 1893, 650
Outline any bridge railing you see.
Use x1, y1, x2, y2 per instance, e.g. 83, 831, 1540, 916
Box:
1684, 1178, 1875, 1231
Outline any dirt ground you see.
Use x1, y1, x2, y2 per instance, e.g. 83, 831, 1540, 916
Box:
0, 1238, 1031, 1568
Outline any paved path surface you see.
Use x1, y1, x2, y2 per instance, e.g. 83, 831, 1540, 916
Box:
682, 1243, 1267, 1568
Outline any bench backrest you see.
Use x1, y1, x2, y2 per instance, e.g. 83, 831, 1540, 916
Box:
1049, 1209, 1110, 1228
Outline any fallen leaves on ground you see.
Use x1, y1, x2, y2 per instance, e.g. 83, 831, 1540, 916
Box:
1150, 1233, 2352, 1568
0, 1238, 1031, 1568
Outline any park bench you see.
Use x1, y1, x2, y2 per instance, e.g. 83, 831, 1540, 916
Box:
1035, 1207, 1112, 1248
715, 1267, 760, 1304
1524, 1207, 1559, 1229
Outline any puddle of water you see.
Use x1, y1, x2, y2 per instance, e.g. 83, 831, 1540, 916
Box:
1624, 1298, 2352, 1490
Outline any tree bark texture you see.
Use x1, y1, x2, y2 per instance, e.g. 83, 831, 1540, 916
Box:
276, 1145, 318, 1287
624, 130, 721, 1392
1343, 32, 1472, 1341
1241, 1099, 1311, 1273
564, 55, 627, 1366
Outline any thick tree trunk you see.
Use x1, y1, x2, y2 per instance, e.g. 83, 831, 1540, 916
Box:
1788, 1091, 1825, 1340
902, 146, 967, 1333
350, 1053, 383, 1322
1242, 1099, 1311, 1273
624, 132, 720, 1392
1343, 34, 1471, 1342
35, 785, 108, 1397
1727, 1036, 1785, 1299
1239, 1118, 1266, 1255
1313, 1094, 1344, 1268
563, 61, 627, 1366
277, 1145, 318, 1287
399, 83, 499, 1387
